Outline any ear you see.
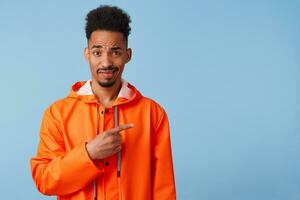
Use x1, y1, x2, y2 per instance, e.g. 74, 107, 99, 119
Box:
125, 48, 132, 64
84, 47, 89, 62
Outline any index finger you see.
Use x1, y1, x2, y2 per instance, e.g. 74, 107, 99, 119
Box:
106, 123, 134, 135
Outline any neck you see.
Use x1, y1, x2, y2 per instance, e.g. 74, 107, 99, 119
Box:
91, 79, 122, 108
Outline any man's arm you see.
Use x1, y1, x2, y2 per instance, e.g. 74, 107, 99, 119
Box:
152, 109, 176, 200
30, 106, 103, 196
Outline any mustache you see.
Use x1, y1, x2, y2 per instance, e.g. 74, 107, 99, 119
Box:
97, 66, 119, 73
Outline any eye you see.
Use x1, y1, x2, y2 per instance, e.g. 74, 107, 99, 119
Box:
112, 51, 122, 57
92, 50, 101, 57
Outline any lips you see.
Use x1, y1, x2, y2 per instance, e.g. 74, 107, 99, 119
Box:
97, 67, 119, 79
99, 70, 115, 78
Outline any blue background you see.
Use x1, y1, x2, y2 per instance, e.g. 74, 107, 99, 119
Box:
0, 0, 299, 199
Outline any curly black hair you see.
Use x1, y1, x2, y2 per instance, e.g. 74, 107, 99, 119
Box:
85, 5, 131, 43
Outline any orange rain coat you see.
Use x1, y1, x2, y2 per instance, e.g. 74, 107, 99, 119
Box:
30, 80, 176, 200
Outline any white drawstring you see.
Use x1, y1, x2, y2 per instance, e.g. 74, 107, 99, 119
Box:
114, 106, 122, 200
114, 106, 121, 177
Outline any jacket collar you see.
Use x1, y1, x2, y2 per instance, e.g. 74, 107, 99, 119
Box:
76, 79, 134, 100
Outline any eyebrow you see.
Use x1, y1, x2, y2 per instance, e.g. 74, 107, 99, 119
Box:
91, 45, 123, 51
91, 45, 103, 49
111, 47, 122, 51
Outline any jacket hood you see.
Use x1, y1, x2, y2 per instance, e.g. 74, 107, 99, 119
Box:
68, 80, 142, 105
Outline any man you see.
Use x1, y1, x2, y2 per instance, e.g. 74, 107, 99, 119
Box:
30, 5, 176, 200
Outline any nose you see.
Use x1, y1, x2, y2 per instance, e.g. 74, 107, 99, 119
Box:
100, 52, 113, 68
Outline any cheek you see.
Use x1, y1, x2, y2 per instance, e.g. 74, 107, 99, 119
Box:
89, 57, 98, 65
117, 65, 125, 76
89, 57, 100, 68
115, 58, 127, 69
88, 61, 98, 75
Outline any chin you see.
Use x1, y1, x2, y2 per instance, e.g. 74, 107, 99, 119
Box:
97, 80, 116, 88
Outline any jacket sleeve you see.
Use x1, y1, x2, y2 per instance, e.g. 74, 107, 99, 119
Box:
30, 105, 103, 196
152, 109, 176, 200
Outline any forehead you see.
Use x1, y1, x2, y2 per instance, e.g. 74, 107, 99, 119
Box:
88, 30, 126, 48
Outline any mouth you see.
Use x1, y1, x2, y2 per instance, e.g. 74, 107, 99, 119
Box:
97, 67, 119, 79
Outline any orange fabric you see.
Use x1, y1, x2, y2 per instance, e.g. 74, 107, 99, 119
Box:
30, 81, 176, 200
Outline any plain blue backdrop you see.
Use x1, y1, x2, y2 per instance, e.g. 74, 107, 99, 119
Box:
0, 0, 299, 199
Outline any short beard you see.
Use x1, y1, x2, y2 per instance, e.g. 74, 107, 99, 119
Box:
97, 80, 116, 88
96, 66, 119, 88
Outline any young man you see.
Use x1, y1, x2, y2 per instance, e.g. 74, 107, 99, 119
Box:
31, 5, 176, 200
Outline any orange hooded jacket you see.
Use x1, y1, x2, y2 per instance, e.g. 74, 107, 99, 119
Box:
30, 80, 176, 200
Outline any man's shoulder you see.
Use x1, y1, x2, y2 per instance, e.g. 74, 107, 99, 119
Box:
138, 96, 166, 115
140, 96, 161, 106
51, 95, 74, 107
43, 96, 76, 114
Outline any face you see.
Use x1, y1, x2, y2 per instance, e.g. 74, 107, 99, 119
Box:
84, 30, 132, 88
